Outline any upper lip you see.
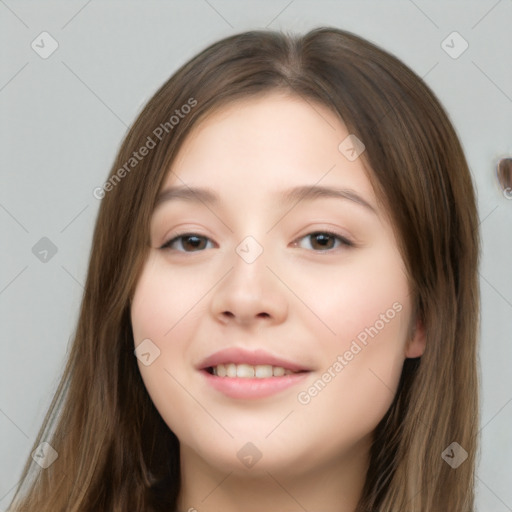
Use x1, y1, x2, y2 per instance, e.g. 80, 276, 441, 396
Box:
197, 347, 311, 372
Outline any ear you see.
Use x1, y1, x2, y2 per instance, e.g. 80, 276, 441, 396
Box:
405, 317, 426, 358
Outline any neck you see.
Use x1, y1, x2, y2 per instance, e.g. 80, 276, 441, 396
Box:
176, 436, 371, 512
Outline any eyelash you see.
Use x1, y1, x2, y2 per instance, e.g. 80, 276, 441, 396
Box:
159, 230, 354, 253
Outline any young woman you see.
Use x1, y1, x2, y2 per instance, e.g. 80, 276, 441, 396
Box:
9, 27, 480, 512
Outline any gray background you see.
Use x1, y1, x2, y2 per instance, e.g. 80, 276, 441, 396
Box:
1, 1, 511, 509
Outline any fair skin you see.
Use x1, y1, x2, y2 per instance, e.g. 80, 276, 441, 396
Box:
130, 93, 426, 512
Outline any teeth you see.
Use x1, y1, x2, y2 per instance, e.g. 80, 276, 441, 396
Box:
211, 363, 295, 378
272, 366, 285, 376
236, 364, 254, 378
255, 364, 272, 378
226, 363, 237, 377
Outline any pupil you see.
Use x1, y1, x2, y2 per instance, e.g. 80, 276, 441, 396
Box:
185, 236, 204, 250
313, 233, 333, 249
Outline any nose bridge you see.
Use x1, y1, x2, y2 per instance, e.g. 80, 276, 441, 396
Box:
227, 233, 270, 294
210, 230, 288, 325
226, 202, 273, 278
234, 234, 266, 268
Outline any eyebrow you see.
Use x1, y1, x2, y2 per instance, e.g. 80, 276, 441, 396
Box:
154, 185, 377, 214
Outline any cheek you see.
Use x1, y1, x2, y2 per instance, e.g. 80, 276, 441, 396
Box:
130, 255, 208, 427
131, 254, 210, 341
292, 248, 410, 416
292, 246, 410, 353
292, 304, 409, 466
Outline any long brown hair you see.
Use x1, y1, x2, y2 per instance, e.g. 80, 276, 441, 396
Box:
9, 27, 480, 511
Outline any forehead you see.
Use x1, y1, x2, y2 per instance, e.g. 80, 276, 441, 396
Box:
159, 92, 380, 213
175, 92, 345, 159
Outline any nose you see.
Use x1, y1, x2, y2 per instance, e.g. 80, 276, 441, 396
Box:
209, 241, 288, 328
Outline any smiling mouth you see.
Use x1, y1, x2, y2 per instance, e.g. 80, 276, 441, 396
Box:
205, 363, 308, 378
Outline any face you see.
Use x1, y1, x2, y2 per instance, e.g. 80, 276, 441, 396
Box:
130, 93, 425, 479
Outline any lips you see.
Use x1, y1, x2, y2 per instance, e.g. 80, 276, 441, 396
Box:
197, 346, 311, 373
197, 347, 312, 399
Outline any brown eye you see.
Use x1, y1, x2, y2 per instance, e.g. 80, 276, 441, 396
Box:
295, 231, 353, 251
161, 234, 213, 252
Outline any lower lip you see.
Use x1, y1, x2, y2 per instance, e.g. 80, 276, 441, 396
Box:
200, 369, 310, 399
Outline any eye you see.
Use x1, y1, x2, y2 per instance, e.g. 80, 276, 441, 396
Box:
293, 231, 354, 251
160, 233, 215, 252
159, 230, 354, 253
